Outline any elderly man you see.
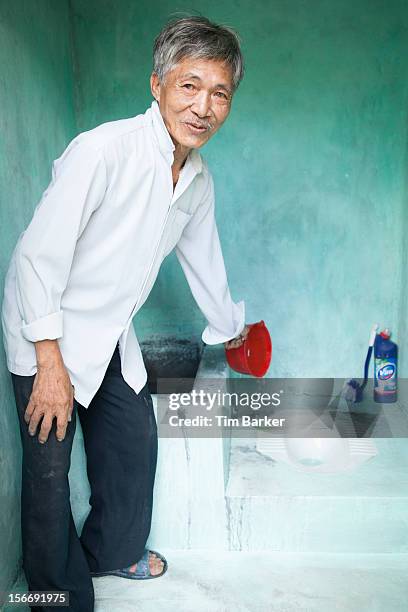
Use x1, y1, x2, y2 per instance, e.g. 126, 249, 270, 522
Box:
2, 15, 248, 612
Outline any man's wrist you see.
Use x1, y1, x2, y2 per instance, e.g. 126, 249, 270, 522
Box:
35, 339, 64, 369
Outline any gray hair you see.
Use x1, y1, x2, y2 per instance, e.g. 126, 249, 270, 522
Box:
153, 16, 244, 92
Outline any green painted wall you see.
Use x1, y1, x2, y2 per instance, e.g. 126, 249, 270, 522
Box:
0, 0, 76, 598
70, 0, 408, 377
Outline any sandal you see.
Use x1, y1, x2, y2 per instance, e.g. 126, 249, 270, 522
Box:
90, 549, 168, 580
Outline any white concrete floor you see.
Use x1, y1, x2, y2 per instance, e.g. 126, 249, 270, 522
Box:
91, 550, 408, 612
6, 550, 408, 611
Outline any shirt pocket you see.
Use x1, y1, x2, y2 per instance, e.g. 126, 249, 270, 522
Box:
163, 209, 192, 257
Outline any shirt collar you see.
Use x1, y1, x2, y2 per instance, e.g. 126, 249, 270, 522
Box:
150, 100, 203, 174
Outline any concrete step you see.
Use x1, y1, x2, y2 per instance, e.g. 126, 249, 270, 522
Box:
226, 439, 408, 553
5, 550, 408, 612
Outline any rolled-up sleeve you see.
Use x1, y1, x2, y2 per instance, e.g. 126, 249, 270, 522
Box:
175, 173, 245, 345
16, 140, 107, 342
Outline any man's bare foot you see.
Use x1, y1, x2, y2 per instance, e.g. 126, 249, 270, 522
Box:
127, 551, 164, 576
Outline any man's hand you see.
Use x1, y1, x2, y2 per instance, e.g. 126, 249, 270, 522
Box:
224, 324, 250, 350
25, 340, 74, 444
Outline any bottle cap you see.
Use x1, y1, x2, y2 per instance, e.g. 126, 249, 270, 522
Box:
380, 329, 391, 339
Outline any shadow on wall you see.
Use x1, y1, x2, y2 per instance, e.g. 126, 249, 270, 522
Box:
140, 336, 203, 394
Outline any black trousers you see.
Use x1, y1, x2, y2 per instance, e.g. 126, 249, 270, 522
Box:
11, 344, 158, 612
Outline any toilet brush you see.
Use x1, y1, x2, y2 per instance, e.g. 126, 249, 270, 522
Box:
342, 323, 379, 403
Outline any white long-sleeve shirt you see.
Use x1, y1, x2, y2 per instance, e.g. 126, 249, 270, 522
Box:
1, 100, 245, 408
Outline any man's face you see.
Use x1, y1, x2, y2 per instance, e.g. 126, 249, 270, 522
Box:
150, 57, 234, 150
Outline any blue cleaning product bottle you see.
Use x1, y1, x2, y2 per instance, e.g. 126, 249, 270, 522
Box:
374, 329, 398, 403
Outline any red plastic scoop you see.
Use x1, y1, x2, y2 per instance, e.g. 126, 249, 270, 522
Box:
225, 320, 272, 377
